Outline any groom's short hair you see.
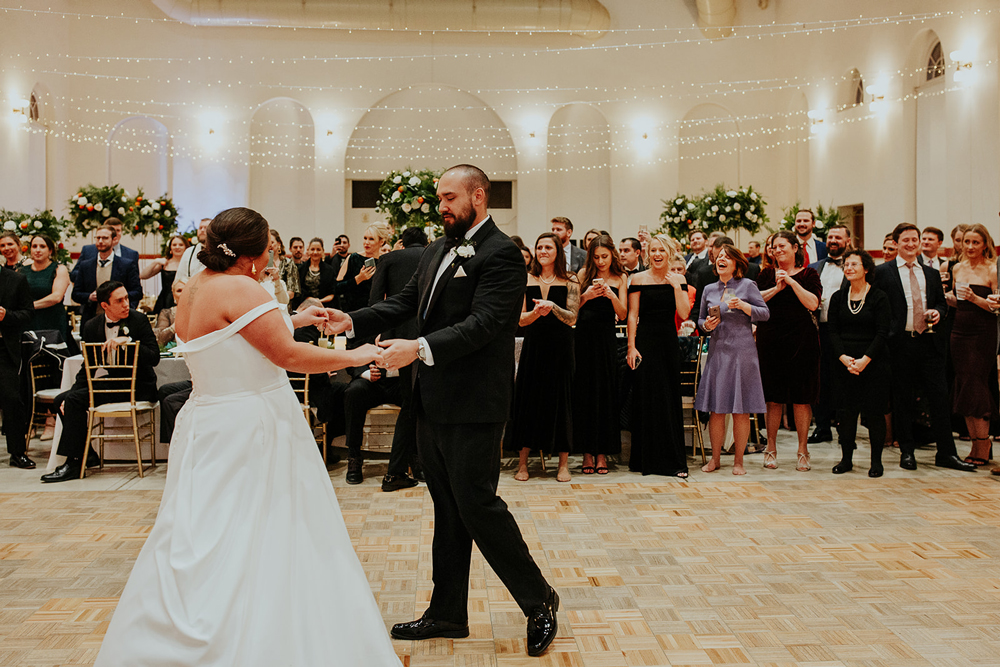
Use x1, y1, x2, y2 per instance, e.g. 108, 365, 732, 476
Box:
444, 164, 491, 204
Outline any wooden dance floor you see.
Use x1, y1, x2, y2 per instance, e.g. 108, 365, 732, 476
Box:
2, 433, 1000, 666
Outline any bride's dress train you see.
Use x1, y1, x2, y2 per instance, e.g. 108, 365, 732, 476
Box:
95, 301, 400, 666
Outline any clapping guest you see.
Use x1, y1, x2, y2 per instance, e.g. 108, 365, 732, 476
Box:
574, 235, 627, 474
509, 233, 579, 482
0, 232, 24, 269
19, 235, 70, 340
827, 250, 891, 477
627, 235, 691, 477
335, 222, 392, 314
697, 245, 769, 475
269, 230, 301, 303
154, 279, 185, 346
755, 230, 822, 471
295, 237, 336, 308
947, 224, 998, 465
141, 234, 188, 314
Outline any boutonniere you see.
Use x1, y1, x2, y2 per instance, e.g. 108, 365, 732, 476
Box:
120, 326, 130, 338
455, 240, 476, 258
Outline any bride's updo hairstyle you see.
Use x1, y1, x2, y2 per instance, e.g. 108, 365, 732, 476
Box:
197, 207, 270, 272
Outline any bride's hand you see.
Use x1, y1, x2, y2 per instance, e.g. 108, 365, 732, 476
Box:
290, 305, 328, 330
352, 343, 383, 367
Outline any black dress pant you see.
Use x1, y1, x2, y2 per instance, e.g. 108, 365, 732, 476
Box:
889, 333, 958, 458
158, 380, 192, 444
813, 323, 835, 432
321, 376, 402, 459
386, 364, 418, 476
55, 386, 157, 460
417, 414, 549, 623
0, 352, 27, 457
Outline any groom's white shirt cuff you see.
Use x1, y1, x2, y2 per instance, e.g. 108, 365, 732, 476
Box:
345, 317, 434, 366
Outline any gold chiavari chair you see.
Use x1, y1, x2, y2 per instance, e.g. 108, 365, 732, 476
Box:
680, 348, 706, 464
288, 370, 328, 464
28, 356, 62, 438
80, 342, 158, 478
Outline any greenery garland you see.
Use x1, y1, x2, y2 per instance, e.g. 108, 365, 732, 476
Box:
375, 168, 443, 240
0, 209, 71, 264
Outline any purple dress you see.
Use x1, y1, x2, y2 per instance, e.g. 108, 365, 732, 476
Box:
696, 278, 769, 414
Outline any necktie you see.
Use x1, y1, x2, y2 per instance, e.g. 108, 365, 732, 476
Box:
803, 244, 810, 265
906, 262, 926, 333
99, 258, 110, 267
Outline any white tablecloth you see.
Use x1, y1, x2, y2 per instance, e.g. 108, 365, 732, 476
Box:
45, 355, 190, 471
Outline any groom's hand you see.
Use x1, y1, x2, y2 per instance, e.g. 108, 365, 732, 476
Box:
323, 309, 353, 335
375, 337, 418, 371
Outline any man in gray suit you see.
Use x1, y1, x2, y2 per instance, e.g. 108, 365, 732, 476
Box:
551, 217, 586, 273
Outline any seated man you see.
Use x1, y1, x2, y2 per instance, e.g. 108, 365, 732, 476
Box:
41, 281, 159, 482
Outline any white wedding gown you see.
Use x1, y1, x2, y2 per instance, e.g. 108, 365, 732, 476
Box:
95, 301, 400, 666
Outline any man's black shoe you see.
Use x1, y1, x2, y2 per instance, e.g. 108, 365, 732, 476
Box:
86, 449, 100, 469
9, 454, 35, 469
526, 587, 559, 657
807, 429, 833, 444
40, 461, 82, 483
899, 451, 917, 470
390, 616, 469, 640
936, 454, 976, 472
346, 458, 363, 484
381, 474, 418, 492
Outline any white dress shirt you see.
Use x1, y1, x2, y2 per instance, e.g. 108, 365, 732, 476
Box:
105, 314, 124, 340
176, 244, 206, 283
920, 253, 942, 271
817, 259, 844, 323
685, 249, 708, 269
896, 255, 926, 332
562, 242, 573, 272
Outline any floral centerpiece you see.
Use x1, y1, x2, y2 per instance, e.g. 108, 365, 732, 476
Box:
697, 184, 767, 237
657, 194, 704, 240
777, 202, 841, 241
0, 208, 71, 264
375, 168, 443, 240
68, 184, 180, 244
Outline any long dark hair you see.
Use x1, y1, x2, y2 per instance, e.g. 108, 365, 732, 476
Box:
164, 234, 190, 259
774, 230, 805, 268
580, 234, 624, 290
529, 232, 571, 281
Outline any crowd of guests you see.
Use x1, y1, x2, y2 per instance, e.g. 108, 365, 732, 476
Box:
2, 209, 998, 489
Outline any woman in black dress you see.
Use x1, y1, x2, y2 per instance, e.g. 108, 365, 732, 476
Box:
509, 232, 579, 482
626, 235, 691, 477
141, 235, 188, 313
828, 250, 891, 477
755, 230, 821, 471
296, 237, 337, 309
334, 222, 391, 313
948, 224, 998, 465
574, 235, 627, 474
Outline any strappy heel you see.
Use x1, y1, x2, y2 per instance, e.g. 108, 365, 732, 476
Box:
763, 449, 777, 469
796, 452, 811, 471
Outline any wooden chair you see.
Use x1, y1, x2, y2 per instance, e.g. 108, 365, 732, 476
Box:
288, 371, 328, 464
680, 347, 706, 464
363, 404, 400, 452
80, 342, 158, 478
28, 356, 62, 438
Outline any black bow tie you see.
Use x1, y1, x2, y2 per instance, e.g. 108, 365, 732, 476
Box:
107, 319, 123, 327
99, 258, 111, 267
444, 236, 463, 251
828, 258, 843, 267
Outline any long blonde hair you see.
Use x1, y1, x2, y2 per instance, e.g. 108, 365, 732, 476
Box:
365, 221, 393, 246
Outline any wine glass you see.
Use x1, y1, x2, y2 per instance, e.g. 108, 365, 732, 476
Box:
722, 287, 737, 311
924, 311, 936, 334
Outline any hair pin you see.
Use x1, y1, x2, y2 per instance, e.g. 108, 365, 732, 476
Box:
218, 242, 236, 257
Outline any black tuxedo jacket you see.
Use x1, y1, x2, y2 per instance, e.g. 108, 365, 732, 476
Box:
349, 217, 525, 424
0, 267, 34, 365
368, 243, 426, 340
74, 310, 160, 396
872, 259, 948, 351
72, 255, 143, 323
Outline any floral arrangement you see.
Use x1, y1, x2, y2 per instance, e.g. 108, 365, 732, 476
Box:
777, 202, 841, 241
68, 184, 179, 240
375, 168, 443, 240
0, 208, 71, 264
657, 194, 702, 240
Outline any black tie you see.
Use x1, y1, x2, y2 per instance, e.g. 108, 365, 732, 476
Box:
99, 258, 110, 267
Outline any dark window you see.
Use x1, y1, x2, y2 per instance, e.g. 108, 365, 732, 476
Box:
490, 181, 513, 209
350, 179, 514, 209
926, 42, 945, 81
29, 93, 39, 122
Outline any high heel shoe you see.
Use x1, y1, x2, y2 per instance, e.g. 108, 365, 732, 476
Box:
796, 452, 811, 471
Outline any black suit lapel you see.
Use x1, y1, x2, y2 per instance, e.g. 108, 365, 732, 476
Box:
420, 218, 496, 325
417, 242, 449, 326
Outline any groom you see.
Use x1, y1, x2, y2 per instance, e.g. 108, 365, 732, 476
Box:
327, 164, 558, 657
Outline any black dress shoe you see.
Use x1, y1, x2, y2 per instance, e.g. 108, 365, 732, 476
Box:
831, 460, 853, 474
390, 616, 469, 640
9, 454, 35, 469
807, 429, 833, 444
86, 450, 100, 469
40, 461, 82, 483
411, 466, 425, 482
868, 465, 884, 478
346, 458, 363, 485
899, 451, 917, 470
936, 454, 977, 472
381, 474, 418, 492
526, 587, 559, 657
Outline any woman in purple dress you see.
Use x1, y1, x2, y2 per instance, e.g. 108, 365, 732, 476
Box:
697, 245, 769, 475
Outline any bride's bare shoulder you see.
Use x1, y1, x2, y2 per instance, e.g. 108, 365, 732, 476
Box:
177, 273, 271, 340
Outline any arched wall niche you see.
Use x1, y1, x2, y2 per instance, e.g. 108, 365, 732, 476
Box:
904, 29, 947, 230
546, 103, 611, 234
248, 98, 315, 241
678, 103, 739, 198
107, 116, 170, 198
345, 85, 517, 239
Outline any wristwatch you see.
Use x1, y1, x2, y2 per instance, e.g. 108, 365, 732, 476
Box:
417, 339, 428, 362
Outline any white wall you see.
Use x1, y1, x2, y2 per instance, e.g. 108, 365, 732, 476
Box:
0, 0, 996, 262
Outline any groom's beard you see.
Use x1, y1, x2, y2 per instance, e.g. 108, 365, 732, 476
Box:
443, 203, 476, 240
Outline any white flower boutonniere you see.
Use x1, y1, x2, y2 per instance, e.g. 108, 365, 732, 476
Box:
456, 241, 476, 258
120, 326, 130, 338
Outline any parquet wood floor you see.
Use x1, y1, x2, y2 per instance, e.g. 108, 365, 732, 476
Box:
2, 435, 1000, 666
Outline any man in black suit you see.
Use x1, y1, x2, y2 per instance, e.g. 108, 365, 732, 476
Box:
872, 223, 974, 472
328, 165, 558, 657
326, 234, 351, 274
368, 226, 428, 491
794, 209, 828, 265
70, 217, 139, 282
41, 281, 160, 482
0, 266, 35, 468
551, 216, 586, 273
71, 225, 142, 323
619, 237, 645, 277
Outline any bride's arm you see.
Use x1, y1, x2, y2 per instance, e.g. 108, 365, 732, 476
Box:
241, 312, 382, 373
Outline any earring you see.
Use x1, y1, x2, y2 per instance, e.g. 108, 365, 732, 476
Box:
252, 262, 257, 275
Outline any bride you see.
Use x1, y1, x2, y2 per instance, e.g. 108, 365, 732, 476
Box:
94, 208, 401, 666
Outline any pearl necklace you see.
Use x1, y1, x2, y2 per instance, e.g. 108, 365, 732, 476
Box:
539, 274, 557, 285
847, 283, 870, 315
